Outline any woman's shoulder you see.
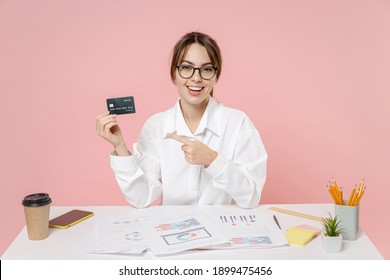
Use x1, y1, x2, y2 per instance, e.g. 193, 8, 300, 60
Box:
216, 99, 250, 121
141, 105, 176, 135
145, 105, 175, 125
215, 99, 256, 130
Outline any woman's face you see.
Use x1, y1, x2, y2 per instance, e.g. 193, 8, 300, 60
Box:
174, 43, 217, 108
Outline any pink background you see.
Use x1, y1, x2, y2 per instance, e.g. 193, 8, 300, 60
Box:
1, 0, 389, 259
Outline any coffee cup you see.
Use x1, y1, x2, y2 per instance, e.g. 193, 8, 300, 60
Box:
22, 193, 52, 240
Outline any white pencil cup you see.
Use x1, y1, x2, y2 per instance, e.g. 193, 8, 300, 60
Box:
335, 200, 359, 241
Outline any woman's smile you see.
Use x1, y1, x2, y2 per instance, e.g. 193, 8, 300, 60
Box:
186, 85, 205, 95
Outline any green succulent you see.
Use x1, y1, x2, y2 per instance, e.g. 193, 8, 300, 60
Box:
322, 213, 344, 237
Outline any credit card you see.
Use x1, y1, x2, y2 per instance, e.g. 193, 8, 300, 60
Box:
106, 96, 136, 115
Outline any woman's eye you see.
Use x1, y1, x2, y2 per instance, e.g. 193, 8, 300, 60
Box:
203, 67, 213, 72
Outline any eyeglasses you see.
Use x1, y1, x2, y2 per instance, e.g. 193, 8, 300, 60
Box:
176, 65, 217, 80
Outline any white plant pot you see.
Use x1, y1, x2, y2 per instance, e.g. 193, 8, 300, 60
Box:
321, 232, 343, 253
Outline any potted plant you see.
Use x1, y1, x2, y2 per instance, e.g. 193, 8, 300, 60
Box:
321, 213, 344, 253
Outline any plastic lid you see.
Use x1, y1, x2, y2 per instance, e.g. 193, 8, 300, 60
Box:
22, 193, 52, 207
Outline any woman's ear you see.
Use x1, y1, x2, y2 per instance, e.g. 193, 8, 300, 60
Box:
172, 74, 179, 86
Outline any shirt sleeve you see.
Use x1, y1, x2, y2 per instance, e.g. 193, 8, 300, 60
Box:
110, 121, 162, 208
205, 118, 268, 209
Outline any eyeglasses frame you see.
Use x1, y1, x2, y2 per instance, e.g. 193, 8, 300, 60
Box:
176, 65, 218, 80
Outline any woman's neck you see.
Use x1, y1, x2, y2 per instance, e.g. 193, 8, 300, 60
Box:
180, 97, 209, 134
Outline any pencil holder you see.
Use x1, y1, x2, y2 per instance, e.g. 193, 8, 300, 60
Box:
334, 200, 359, 241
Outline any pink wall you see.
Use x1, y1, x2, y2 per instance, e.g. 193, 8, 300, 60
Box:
1, 0, 389, 259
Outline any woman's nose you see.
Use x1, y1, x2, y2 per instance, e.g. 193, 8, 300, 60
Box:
191, 68, 202, 82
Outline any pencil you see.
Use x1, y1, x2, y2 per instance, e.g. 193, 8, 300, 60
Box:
353, 180, 365, 206
328, 182, 342, 205
348, 186, 356, 206
328, 186, 337, 203
357, 180, 363, 192
332, 178, 340, 194
332, 178, 343, 205
328, 178, 366, 206
334, 186, 342, 205
356, 187, 366, 205
350, 190, 358, 206
354, 186, 366, 206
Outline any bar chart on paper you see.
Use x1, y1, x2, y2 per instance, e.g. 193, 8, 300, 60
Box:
219, 215, 257, 226
211, 213, 288, 248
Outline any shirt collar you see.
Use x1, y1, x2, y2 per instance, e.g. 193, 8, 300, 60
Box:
162, 97, 221, 138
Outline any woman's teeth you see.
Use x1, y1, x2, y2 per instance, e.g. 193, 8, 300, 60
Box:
187, 86, 203, 92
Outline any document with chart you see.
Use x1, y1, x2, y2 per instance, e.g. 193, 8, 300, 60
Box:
87, 216, 148, 254
74, 216, 148, 255
203, 213, 288, 249
135, 210, 229, 255
96, 216, 149, 254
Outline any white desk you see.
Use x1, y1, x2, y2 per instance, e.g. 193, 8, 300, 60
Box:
1, 204, 384, 260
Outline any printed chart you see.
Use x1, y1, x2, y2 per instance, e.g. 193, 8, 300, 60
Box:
136, 211, 228, 255
209, 213, 287, 248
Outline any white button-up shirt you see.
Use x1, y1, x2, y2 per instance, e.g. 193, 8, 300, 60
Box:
110, 97, 267, 209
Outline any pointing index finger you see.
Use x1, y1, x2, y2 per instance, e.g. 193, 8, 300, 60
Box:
166, 133, 191, 145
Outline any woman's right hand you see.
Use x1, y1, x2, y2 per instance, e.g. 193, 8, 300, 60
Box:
96, 111, 130, 156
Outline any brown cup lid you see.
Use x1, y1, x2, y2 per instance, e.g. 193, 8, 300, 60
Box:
22, 193, 52, 207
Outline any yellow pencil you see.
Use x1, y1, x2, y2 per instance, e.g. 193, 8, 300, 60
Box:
351, 191, 359, 206
352, 187, 363, 206
329, 185, 341, 205
357, 179, 365, 194
332, 178, 339, 189
348, 187, 356, 206
328, 187, 338, 204
357, 180, 363, 191
333, 179, 340, 193
354, 187, 366, 206
335, 186, 342, 205
332, 179, 343, 205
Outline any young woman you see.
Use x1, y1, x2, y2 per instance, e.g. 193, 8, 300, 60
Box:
96, 32, 267, 209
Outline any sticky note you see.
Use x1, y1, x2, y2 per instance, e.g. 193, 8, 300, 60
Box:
295, 224, 321, 237
284, 227, 317, 246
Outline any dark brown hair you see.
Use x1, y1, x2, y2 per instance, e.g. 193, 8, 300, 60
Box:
170, 32, 222, 96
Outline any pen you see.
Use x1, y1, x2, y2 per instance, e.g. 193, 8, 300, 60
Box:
273, 215, 281, 229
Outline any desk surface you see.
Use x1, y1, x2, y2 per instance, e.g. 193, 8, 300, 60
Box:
1, 204, 384, 260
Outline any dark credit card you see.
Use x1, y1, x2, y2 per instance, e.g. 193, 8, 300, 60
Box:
106, 96, 136, 115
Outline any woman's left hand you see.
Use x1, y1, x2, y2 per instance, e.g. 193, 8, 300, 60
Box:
166, 133, 217, 167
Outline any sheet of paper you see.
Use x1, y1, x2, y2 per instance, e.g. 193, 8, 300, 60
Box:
135, 210, 229, 255
203, 213, 288, 249
92, 216, 148, 254
72, 232, 146, 255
